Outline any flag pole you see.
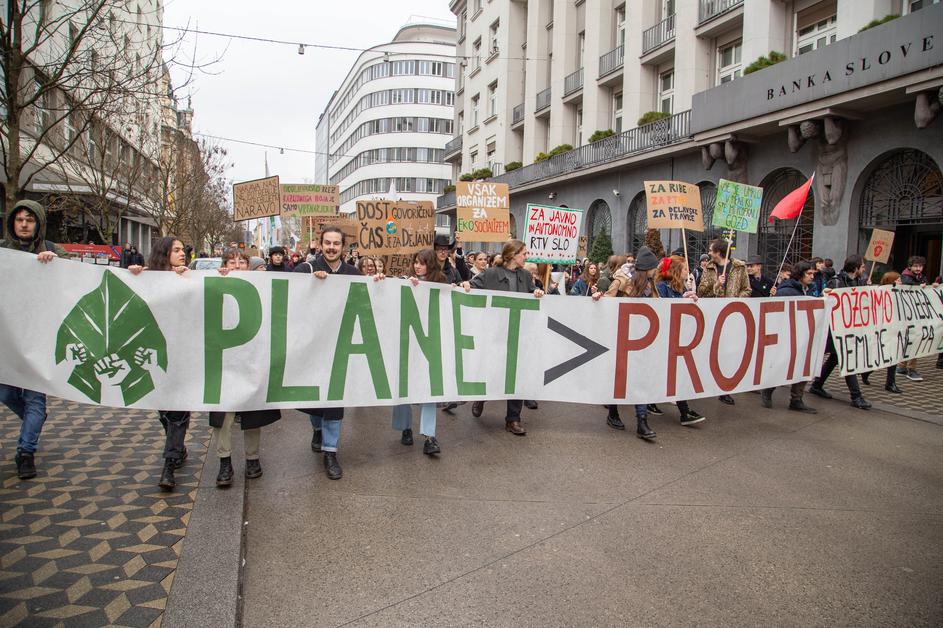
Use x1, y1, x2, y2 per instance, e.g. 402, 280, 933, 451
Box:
774, 216, 802, 284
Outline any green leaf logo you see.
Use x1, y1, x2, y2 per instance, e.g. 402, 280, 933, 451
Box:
55, 271, 168, 405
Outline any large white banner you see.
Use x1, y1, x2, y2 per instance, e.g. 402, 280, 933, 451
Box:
0, 249, 830, 411
827, 285, 943, 376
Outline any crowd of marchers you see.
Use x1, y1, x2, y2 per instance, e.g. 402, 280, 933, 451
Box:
2, 199, 942, 489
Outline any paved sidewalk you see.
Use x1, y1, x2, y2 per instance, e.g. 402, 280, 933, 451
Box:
242, 396, 943, 626
0, 399, 210, 627
858, 355, 943, 421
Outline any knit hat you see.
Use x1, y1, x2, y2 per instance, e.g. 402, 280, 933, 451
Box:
634, 246, 659, 271
249, 256, 266, 270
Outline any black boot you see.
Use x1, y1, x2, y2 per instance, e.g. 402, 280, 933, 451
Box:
471, 401, 484, 418
173, 447, 189, 469
158, 459, 176, 490
216, 456, 234, 487
14, 452, 36, 480
808, 381, 833, 399
646, 403, 663, 415
323, 453, 343, 480
310, 428, 322, 452
636, 416, 656, 440
851, 396, 872, 410
400, 428, 413, 446
760, 389, 773, 408
719, 394, 735, 405
524, 400, 538, 410
885, 382, 902, 394
245, 459, 262, 479
788, 399, 818, 414
606, 406, 625, 430
423, 437, 441, 456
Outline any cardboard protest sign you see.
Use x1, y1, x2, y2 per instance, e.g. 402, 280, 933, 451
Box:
0, 248, 830, 411
524, 204, 583, 265
355, 200, 436, 277
577, 235, 588, 258
280, 184, 339, 217
712, 179, 762, 233
644, 181, 703, 231
455, 182, 511, 243
827, 285, 943, 376
302, 214, 358, 249
233, 176, 280, 222
864, 228, 895, 264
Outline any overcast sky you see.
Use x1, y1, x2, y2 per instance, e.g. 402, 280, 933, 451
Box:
163, 0, 455, 189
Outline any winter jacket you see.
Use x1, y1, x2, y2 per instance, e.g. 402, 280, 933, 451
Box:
656, 282, 685, 299
266, 262, 293, 273
293, 255, 362, 276
774, 278, 807, 297
827, 271, 864, 290
569, 278, 596, 296
901, 268, 927, 286
809, 271, 826, 297
0, 199, 66, 255
469, 265, 536, 294
697, 258, 752, 298
208, 410, 280, 431
749, 273, 776, 298
604, 268, 654, 298
597, 267, 613, 293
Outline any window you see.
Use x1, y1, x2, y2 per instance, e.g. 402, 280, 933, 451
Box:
616, 7, 626, 48
658, 71, 674, 114
796, 14, 836, 55
489, 20, 500, 55
613, 91, 623, 133
487, 148, 496, 171
662, 0, 675, 18
459, 9, 467, 39
472, 38, 482, 70
64, 112, 77, 148
472, 94, 480, 127
578, 31, 585, 68
576, 107, 583, 146
907, 0, 939, 12
470, 150, 478, 167
458, 112, 464, 134
717, 41, 742, 84
487, 82, 497, 118
33, 81, 49, 136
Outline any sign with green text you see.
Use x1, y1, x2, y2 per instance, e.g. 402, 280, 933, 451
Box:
712, 179, 762, 234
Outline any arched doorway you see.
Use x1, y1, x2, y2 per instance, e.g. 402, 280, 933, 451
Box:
586, 199, 612, 259
757, 168, 815, 269
686, 182, 724, 263
626, 191, 647, 255
858, 148, 943, 279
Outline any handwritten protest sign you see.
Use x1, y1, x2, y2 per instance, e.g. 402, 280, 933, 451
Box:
644, 181, 703, 231
302, 214, 358, 248
577, 235, 588, 258
523, 204, 583, 265
713, 179, 762, 233
355, 200, 436, 277
281, 184, 339, 217
827, 285, 943, 376
233, 176, 280, 222
865, 228, 895, 264
455, 182, 511, 243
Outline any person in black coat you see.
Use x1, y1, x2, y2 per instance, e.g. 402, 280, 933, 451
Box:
434, 234, 471, 286
760, 261, 818, 413
746, 255, 775, 297
265, 245, 293, 272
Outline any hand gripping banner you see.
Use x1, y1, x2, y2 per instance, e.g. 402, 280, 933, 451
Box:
0, 249, 831, 411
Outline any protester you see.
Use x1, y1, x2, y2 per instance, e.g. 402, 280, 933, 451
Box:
697, 239, 751, 405
471, 251, 490, 276
596, 255, 626, 294
0, 199, 63, 479
128, 237, 192, 489
266, 246, 292, 272
374, 257, 386, 276
120, 243, 135, 268
746, 255, 775, 297
294, 227, 384, 479
392, 249, 447, 455
861, 272, 903, 394
898, 256, 929, 381
469, 240, 545, 435
760, 261, 818, 413
809, 255, 871, 409
249, 256, 266, 271
434, 234, 471, 287
773, 262, 792, 290
809, 257, 827, 297
356, 256, 377, 276
693, 253, 710, 287
822, 258, 836, 283
490, 253, 502, 267
569, 262, 599, 296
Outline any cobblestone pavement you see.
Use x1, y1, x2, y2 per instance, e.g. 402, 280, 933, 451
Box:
0, 398, 210, 628
859, 355, 943, 417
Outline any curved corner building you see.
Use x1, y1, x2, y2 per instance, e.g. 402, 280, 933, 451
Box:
316, 23, 457, 216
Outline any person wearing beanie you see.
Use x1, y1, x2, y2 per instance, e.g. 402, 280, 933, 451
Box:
249, 256, 267, 271
266, 246, 292, 272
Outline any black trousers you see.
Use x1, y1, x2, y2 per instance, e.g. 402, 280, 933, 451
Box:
815, 336, 862, 398
158, 411, 190, 460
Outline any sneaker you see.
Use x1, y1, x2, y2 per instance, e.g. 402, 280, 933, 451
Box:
718, 395, 735, 406
646, 403, 663, 415
423, 437, 441, 456
680, 409, 706, 426
400, 428, 413, 446
896, 366, 908, 375
216, 456, 234, 487
808, 384, 833, 399
14, 452, 36, 480
906, 369, 924, 382
245, 459, 263, 479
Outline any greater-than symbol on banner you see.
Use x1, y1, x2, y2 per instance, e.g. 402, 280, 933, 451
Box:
543, 318, 609, 385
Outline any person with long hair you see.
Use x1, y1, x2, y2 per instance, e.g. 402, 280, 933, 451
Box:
128, 237, 191, 490
392, 249, 448, 455
468, 239, 545, 435
471, 251, 490, 276
357, 256, 377, 276
596, 254, 627, 294
570, 262, 599, 296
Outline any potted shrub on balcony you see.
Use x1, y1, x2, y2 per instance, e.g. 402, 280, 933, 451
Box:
505, 161, 522, 172
636, 111, 672, 147
743, 51, 787, 75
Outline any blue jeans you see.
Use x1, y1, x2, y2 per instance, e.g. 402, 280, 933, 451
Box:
308, 413, 342, 453
0, 384, 47, 454
391, 403, 436, 437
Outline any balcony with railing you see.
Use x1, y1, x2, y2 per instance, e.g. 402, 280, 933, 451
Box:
642, 14, 676, 55
512, 103, 525, 126
564, 68, 584, 96
443, 135, 463, 161
535, 87, 552, 112
599, 45, 624, 78
699, 0, 743, 24
437, 110, 692, 207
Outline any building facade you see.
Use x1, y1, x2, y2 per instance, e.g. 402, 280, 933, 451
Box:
316, 23, 457, 215
441, 0, 943, 276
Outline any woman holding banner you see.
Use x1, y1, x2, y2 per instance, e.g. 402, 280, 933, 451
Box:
469, 240, 545, 435
569, 262, 599, 296
391, 249, 445, 455
128, 237, 192, 491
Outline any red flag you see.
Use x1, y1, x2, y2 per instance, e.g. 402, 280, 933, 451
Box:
768, 172, 815, 222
